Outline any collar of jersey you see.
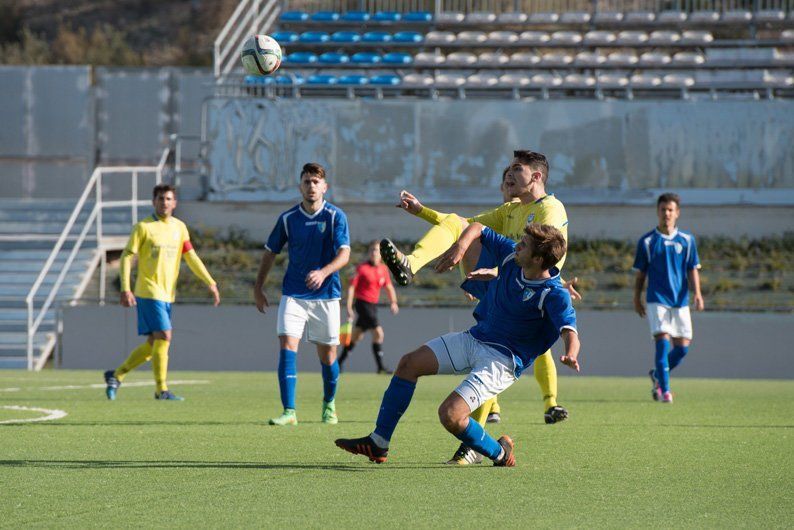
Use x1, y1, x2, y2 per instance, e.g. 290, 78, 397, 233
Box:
655, 227, 679, 240
151, 212, 171, 223
516, 266, 560, 286
534, 193, 552, 204
298, 200, 326, 219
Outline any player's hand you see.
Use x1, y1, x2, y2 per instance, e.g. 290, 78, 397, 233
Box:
390, 302, 399, 315
120, 291, 136, 307
347, 308, 355, 321
634, 298, 646, 318
560, 354, 580, 372
254, 288, 269, 313
305, 269, 327, 290
563, 277, 582, 301
693, 294, 705, 311
396, 190, 422, 215
466, 267, 498, 282
434, 243, 465, 273
463, 292, 477, 302
208, 284, 220, 307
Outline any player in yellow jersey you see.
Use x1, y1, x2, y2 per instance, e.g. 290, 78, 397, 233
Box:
103, 184, 220, 401
379, 150, 578, 464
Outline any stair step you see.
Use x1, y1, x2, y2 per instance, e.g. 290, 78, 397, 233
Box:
0, 332, 53, 347
0, 260, 94, 273
0, 321, 55, 333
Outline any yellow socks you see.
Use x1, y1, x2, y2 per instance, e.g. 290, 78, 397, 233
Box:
114, 342, 153, 382
406, 214, 466, 273
151, 339, 171, 393
534, 351, 558, 409
469, 397, 495, 426
489, 398, 501, 415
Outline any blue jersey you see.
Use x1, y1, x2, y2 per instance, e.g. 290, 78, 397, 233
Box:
633, 228, 700, 308
265, 201, 350, 300
463, 228, 577, 377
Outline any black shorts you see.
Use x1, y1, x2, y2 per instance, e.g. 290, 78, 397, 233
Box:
354, 299, 379, 331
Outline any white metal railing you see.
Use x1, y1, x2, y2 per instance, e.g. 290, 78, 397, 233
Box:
24, 148, 170, 371
214, 0, 283, 78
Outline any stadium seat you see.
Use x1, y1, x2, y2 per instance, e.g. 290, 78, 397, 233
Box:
617, 31, 648, 45
426, 31, 456, 44
673, 51, 706, 65
477, 52, 509, 66
575, 51, 606, 66
510, 52, 541, 66
338, 74, 369, 85
564, 73, 596, 87
404, 11, 433, 22
436, 12, 465, 24
530, 73, 563, 87
457, 31, 488, 44
657, 11, 687, 24
649, 31, 681, 45
272, 31, 299, 44
624, 11, 656, 24
465, 73, 499, 87
351, 52, 381, 64
782, 30, 794, 43
466, 12, 496, 24
597, 73, 629, 87
755, 10, 785, 23
331, 31, 361, 43
593, 11, 623, 24
243, 75, 273, 85
584, 31, 616, 45
560, 12, 591, 25
662, 73, 695, 87
446, 52, 477, 66
763, 71, 794, 86
498, 73, 530, 87
681, 30, 713, 45
689, 11, 720, 24
362, 31, 392, 43
300, 31, 330, 43
640, 51, 672, 66
383, 52, 413, 65
630, 73, 662, 87
341, 11, 370, 22
414, 52, 445, 66
519, 31, 550, 44
497, 12, 527, 24
607, 51, 639, 66
402, 73, 434, 86
280, 11, 308, 22
722, 10, 753, 24
393, 31, 423, 43
550, 31, 583, 45
529, 12, 559, 24
307, 74, 338, 85
434, 73, 466, 87
488, 31, 518, 44
311, 11, 340, 22
373, 11, 401, 22
275, 73, 305, 85
541, 51, 574, 66
285, 52, 318, 64
370, 74, 401, 85
318, 52, 349, 64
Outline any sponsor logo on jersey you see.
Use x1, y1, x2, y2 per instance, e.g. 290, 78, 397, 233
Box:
527, 213, 535, 225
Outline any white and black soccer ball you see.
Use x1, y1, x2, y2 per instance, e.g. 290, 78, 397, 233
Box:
240, 35, 282, 76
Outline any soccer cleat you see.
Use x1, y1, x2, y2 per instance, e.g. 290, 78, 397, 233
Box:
154, 390, 184, 401
662, 391, 673, 403
335, 436, 388, 464
269, 409, 298, 426
486, 412, 501, 424
377, 367, 393, 375
380, 239, 413, 287
445, 443, 484, 465
322, 400, 338, 424
544, 405, 569, 424
493, 435, 516, 467
103, 370, 120, 400
649, 369, 662, 401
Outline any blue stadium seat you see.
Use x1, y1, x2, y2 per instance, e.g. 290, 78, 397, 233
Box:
339, 74, 369, 85
319, 52, 350, 64
362, 31, 392, 43
383, 52, 413, 65
280, 11, 308, 22
369, 74, 401, 85
275, 74, 305, 85
311, 11, 340, 22
351, 52, 382, 64
285, 52, 318, 64
307, 74, 338, 85
393, 31, 423, 43
331, 31, 361, 43
272, 31, 299, 44
300, 31, 330, 43
403, 11, 433, 22
373, 11, 401, 22
341, 11, 370, 22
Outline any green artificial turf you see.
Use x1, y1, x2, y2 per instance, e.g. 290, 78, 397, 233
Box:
1, 370, 792, 528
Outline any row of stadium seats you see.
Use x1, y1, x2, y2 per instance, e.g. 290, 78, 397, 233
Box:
280, 9, 794, 26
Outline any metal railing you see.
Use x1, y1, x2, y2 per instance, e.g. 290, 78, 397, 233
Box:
214, 0, 283, 78
24, 148, 170, 371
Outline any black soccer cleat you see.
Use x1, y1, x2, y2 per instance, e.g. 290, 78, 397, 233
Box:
544, 405, 569, 424
380, 239, 413, 287
649, 369, 662, 401
335, 436, 389, 464
104, 370, 120, 400
493, 435, 516, 467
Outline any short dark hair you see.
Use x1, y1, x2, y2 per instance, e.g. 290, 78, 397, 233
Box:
657, 192, 681, 208
513, 150, 549, 184
301, 162, 327, 181
523, 223, 567, 271
152, 184, 176, 199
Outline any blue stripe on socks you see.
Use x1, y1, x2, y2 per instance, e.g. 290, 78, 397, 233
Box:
373, 376, 416, 443
322, 360, 339, 402
456, 417, 502, 460
278, 349, 297, 409
669, 345, 689, 371
655, 338, 671, 393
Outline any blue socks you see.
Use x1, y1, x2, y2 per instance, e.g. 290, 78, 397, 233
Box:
278, 349, 297, 410
669, 345, 689, 370
373, 376, 416, 444
322, 360, 339, 402
456, 417, 502, 460
654, 339, 671, 393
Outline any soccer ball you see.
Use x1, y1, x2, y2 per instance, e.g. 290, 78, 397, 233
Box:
240, 35, 282, 76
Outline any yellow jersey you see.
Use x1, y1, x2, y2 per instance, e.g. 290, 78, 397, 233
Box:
120, 214, 213, 302
469, 194, 569, 269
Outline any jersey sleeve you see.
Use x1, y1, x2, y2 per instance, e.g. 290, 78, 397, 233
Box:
265, 214, 288, 254
480, 227, 516, 263
333, 209, 351, 252
469, 203, 507, 233
687, 236, 701, 270
536, 200, 568, 230
632, 238, 648, 273
544, 288, 577, 334
350, 265, 362, 289
123, 223, 144, 256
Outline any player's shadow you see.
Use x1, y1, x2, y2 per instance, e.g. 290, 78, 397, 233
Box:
0, 459, 471, 471
0, 420, 379, 427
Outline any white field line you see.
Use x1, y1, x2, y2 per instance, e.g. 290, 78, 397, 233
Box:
0, 388, 21, 392
0, 380, 211, 393
0, 405, 68, 425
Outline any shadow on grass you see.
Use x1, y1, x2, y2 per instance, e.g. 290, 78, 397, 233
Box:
0, 459, 478, 471
0, 420, 377, 427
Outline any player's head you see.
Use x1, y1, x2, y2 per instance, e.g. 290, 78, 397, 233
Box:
515, 223, 566, 272
656, 192, 681, 228
368, 240, 381, 264
499, 165, 513, 202
299, 163, 328, 203
506, 150, 550, 196
152, 184, 177, 218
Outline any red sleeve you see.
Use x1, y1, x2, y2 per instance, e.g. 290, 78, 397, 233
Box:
182, 240, 194, 254
350, 265, 362, 289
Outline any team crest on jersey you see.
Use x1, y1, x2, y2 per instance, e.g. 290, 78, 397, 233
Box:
522, 288, 535, 302
318, 221, 326, 234
526, 213, 535, 225
664, 241, 683, 254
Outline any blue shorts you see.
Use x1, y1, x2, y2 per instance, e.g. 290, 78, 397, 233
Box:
136, 297, 172, 336
460, 245, 499, 302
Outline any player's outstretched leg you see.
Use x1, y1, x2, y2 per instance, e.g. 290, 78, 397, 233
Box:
335, 436, 388, 463
103, 370, 120, 400
380, 239, 413, 287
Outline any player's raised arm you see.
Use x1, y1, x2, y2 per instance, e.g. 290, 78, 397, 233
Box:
254, 249, 276, 313
559, 329, 581, 372
434, 222, 485, 272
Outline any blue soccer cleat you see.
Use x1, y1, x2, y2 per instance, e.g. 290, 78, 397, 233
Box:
154, 390, 184, 401
104, 370, 120, 400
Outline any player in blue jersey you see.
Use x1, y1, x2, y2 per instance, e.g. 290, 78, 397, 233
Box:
254, 163, 351, 425
633, 193, 704, 404
335, 223, 580, 466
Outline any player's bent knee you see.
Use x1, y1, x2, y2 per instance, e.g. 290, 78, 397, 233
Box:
437, 402, 467, 434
